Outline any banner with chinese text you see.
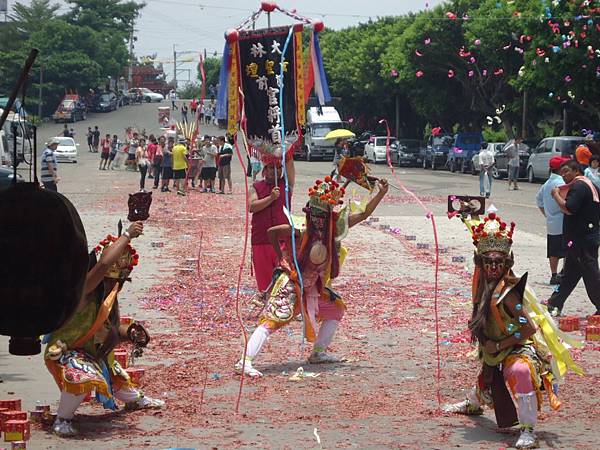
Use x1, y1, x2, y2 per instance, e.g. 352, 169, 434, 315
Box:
238, 26, 297, 145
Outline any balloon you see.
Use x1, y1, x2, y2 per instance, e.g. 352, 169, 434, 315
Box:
415, 50, 423, 57
474, 39, 481, 46
416, 70, 424, 78
468, 70, 474, 77
424, 38, 431, 45
447, 69, 455, 78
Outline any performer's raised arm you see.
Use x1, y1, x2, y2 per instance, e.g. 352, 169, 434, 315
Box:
348, 179, 389, 228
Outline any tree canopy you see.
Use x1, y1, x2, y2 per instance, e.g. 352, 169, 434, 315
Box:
0, 0, 144, 117
319, 0, 600, 138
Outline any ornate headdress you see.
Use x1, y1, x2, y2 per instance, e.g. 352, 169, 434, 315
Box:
307, 175, 345, 212
471, 211, 515, 255
94, 235, 139, 280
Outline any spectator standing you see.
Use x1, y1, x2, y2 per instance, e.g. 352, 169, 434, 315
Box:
146, 135, 157, 179
548, 160, 600, 316
575, 136, 593, 170
199, 102, 205, 124
169, 90, 178, 110
127, 132, 139, 171
161, 137, 174, 192
217, 135, 233, 194
584, 155, 600, 190
62, 124, 70, 137
536, 157, 567, 285
107, 134, 120, 170
181, 103, 189, 124
152, 136, 165, 189
86, 127, 93, 152
190, 98, 198, 118
99, 134, 111, 170
41, 138, 60, 192
135, 138, 150, 191
200, 135, 218, 192
505, 137, 523, 190
478, 144, 495, 198
187, 140, 203, 188
92, 126, 101, 153
113, 136, 128, 170
172, 138, 189, 196
205, 103, 213, 126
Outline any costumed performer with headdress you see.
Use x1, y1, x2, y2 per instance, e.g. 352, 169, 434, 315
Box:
249, 152, 295, 305
236, 175, 389, 377
445, 206, 583, 449
44, 221, 164, 437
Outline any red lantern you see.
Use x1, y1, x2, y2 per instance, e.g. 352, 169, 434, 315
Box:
260, 1, 277, 13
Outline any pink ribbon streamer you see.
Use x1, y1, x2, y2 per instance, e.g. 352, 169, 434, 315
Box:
380, 119, 442, 407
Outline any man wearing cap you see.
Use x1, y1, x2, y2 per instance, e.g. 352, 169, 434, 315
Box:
548, 159, 600, 317
249, 155, 295, 301
41, 138, 60, 192
536, 157, 567, 285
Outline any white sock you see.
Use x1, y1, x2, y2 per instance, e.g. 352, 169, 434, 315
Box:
57, 392, 86, 420
245, 325, 271, 361
466, 387, 482, 408
313, 320, 339, 353
114, 386, 142, 403
516, 392, 538, 428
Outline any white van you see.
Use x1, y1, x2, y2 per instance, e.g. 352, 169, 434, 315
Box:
298, 106, 343, 161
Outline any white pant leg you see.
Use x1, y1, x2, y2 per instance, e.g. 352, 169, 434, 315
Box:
57, 392, 86, 420
245, 325, 271, 361
114, 386, 142, 403
516, 392, 538, 428
313, 320, 339, 353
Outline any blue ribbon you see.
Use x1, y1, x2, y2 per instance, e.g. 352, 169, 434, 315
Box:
278, 27, 306, 342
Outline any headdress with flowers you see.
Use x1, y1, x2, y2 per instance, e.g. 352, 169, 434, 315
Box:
471, 211, 515, 255
94, 235, 139, 280
307, 175, 345, 212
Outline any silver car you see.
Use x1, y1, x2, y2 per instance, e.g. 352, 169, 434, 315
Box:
526, 136, 583, 182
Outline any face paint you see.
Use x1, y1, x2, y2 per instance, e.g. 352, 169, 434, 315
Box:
481, 252, 507, 281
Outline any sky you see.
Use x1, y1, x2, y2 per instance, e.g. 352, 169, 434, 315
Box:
7, 0, 445, 83
137, 0, 445, 82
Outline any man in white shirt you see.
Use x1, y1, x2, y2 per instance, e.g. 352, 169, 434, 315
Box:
200, 135, 218, 193
505, 137, 523, 191
478, 144, 495, 198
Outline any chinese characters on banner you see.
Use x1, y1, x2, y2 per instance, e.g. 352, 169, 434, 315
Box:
238, 26, 297, 147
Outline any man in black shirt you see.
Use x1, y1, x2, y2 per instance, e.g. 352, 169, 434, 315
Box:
217, 135, 233, 194
548, 159, 600, 316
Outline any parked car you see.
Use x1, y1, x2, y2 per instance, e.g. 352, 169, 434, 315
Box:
447, 132, 484, 173
94, 92, 118, 112
470, 142, 506, 175
0, 166, 24, 189
489, 139, 539, 179
365, 136, 396, 163
526, 136, 583, 182
138, 87, 164, 103
422, 134, 453, 170
349, 131, 375, 157
390, 139, 423, 167
53, 136, 78, 163
52, 94, 87, 123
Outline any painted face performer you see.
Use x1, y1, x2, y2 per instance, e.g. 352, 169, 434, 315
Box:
445, 209, 583, 449
44, 222, 164, 437
236, 175, 389, 377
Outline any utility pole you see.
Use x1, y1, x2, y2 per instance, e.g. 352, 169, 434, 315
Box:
128, 26, 134, 86
521, 89, 528, 139
173, 44, 177, 90
38, 65, 43, 121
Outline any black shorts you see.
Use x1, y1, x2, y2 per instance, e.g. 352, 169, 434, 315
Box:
100, 152, 109, 160
127, 153, 136, 161
547, 234, 566, 258
109, 152, 117, 161
201, 167, 217, 180
173, 169, 186, 180
162, 167, 173, 179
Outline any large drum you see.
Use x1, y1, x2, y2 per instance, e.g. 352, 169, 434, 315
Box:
0, 183, 88, 355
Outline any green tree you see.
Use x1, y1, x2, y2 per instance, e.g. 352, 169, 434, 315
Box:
9, 0, 60, 36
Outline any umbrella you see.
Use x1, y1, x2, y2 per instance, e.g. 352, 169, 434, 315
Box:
324, 129, 355, 140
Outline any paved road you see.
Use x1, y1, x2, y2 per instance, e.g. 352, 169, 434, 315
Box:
1, 101, 595, 448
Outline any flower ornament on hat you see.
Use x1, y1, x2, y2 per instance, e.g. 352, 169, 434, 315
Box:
470, 211, 515, 255
307, 175, 345, 212
94, 235, 139, 280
